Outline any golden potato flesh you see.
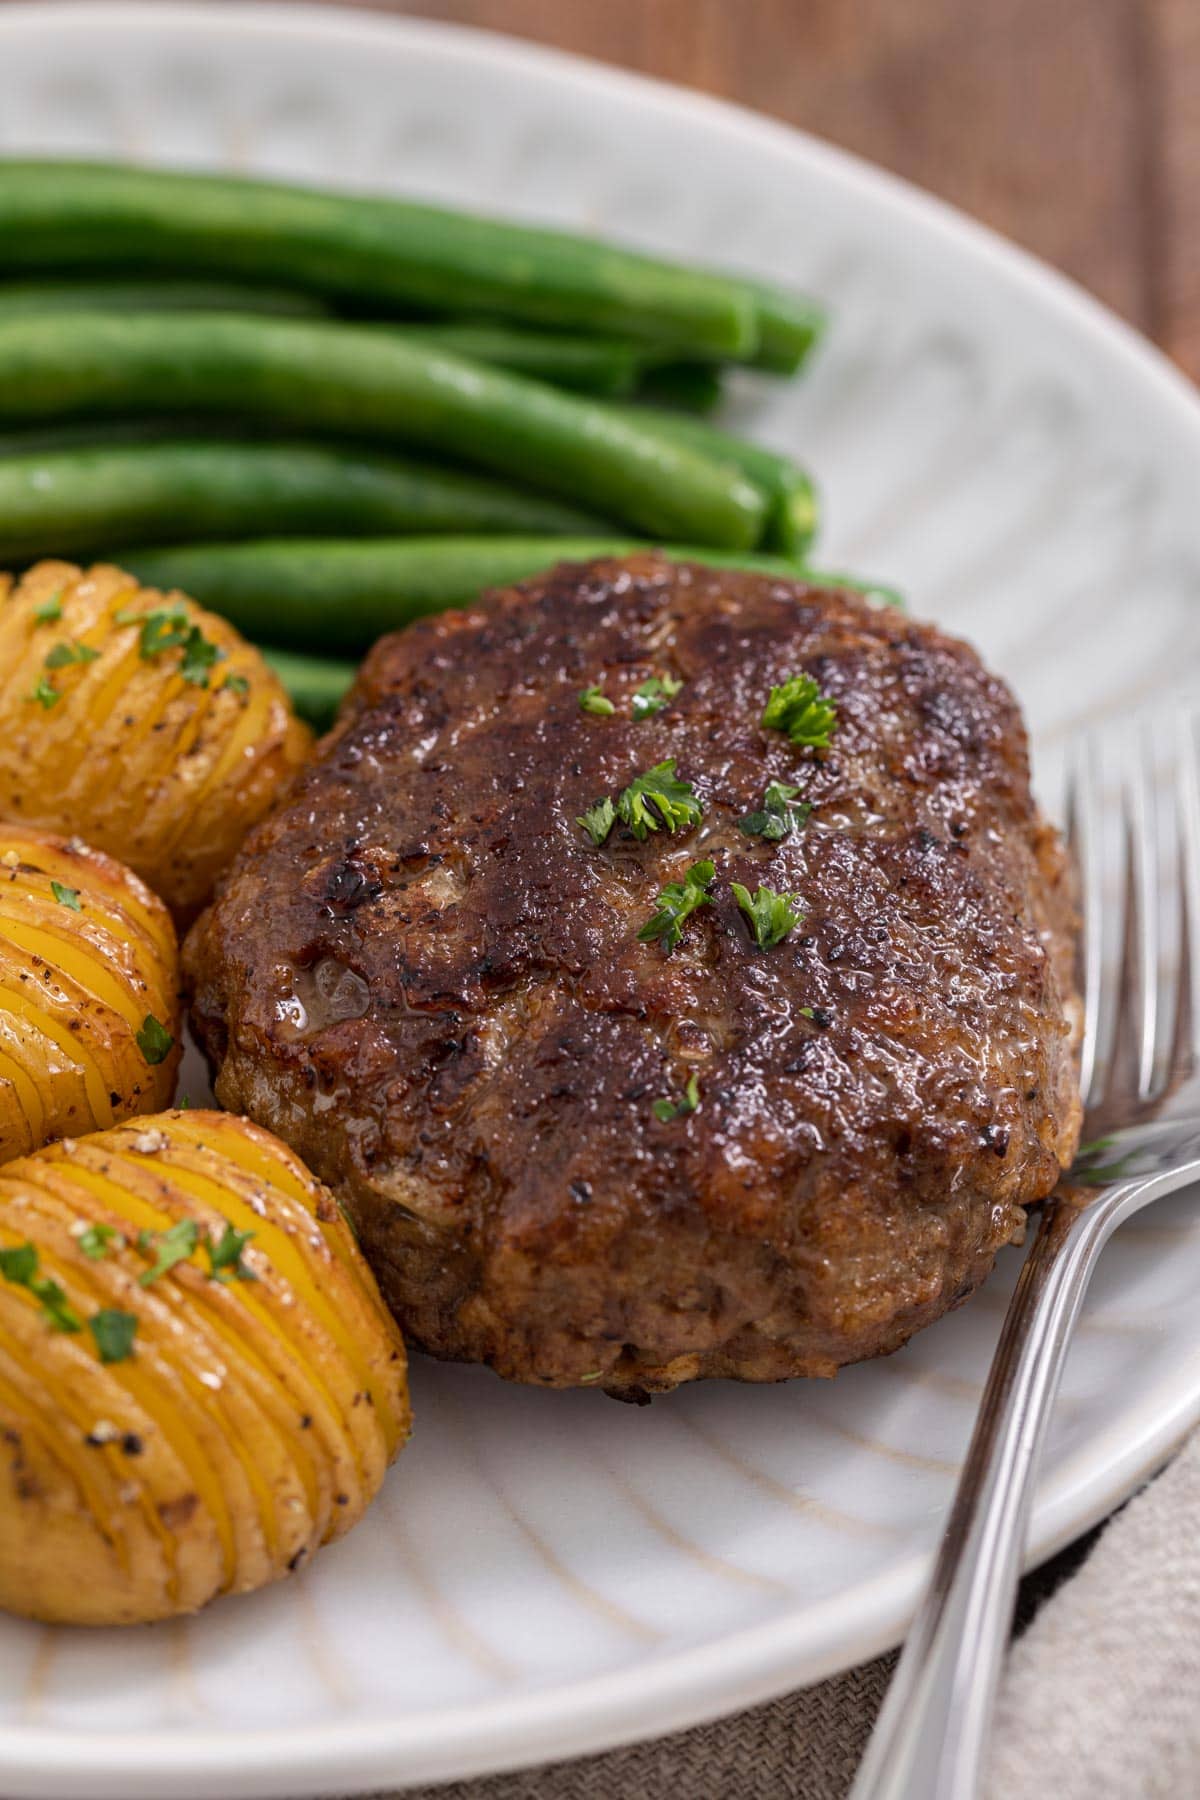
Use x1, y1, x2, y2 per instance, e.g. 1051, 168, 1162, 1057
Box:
0, 1109, 411, 1626
0, 826, 180, 1163
0, 561, 313, 922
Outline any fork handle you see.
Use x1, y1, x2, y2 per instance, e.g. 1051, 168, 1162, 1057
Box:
849, 1198, 1106, 1800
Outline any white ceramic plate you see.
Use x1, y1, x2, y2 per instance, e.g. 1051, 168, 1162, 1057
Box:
2, 6, 1200, 1796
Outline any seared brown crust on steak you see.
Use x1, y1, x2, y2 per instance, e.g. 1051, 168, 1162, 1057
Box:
185, 555, 1081, 1395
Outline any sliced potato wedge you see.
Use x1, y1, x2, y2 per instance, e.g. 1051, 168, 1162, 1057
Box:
0, 1109, 410, 1625
0, 561, 313, 922
0, 825, 180, 1162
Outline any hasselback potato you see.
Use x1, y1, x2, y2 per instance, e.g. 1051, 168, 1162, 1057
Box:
0, 825, 180, 1162
0, 1109, 411, 1625
0, 560, 313, 921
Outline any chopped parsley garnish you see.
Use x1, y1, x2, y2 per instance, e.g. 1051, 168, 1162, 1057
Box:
0, 1240, 82, 1333
761, 674, 837, 749
78, 1222, 125, 1261
223, 673, 250, 697
732, 883, 804, 950
137, 1218, 199, 1287
134, 1217, 258, 1288
578, 675, 682, 720
1, 1240, 139, 1358
136, 1014, 174, 1065
579, 684, 615, 717
44, 640, 100, 670
577, 795, 617, 846
179, 625, 225, 688
737, 779, 812, 841
117, 603, 190, 658
50, 880, 81, 910
617, 760, 703, 839
28, 676, 59, 709
117, 604, 224, 687
638, 859, 715, 952
632, 674, 682, 721
90, 1309, 138, 1364
30, 1278, 81, 1334
653, 1071, 701, 1123
204, 1221, 257, 1284
579, 761, 701, 845
33, 591, 63, 623
0, 1243, 37, 1286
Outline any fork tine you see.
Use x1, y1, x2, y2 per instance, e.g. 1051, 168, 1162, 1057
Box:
1108, 715, 1200, 1110
1172, 710, 1200, 1083
1105, 758, 1149, 1111
1066, 731, 1110, 1110
1125, 723, 1161, 1100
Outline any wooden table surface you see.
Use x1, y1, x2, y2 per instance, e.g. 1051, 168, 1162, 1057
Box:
327, 0, 1199, 383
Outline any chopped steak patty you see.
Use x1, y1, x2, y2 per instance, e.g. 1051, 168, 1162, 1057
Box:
185, 554, 1081, 1396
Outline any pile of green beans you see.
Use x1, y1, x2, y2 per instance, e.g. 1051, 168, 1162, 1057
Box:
0, 284, 715, 400
0, 158, 868, 723
0, 312, 769, 548
0, 440, 609, 563
0, 162, 822, 366
120, 538, 903, 660
245, 547, 900, 731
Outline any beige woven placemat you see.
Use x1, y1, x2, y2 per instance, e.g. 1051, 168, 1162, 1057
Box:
338, 1489, 1117, 1800
391, 1658, 894, 1800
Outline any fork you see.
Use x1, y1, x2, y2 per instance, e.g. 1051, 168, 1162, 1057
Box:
850, 712, 1200, 1800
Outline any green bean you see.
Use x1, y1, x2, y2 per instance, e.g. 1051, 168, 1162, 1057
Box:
0, 161, 762, 358
619, 407, 818, 556
634, 363, 724, 413
0, 287, 662, 398
0, 439, 611, 563
0, 312, 765, 548
260, 646, 357, 733
0, 278, 333, 319
394, 324, 648, 396
806, 568, 904, 609
740, 284, 827, 374
116, 537, 898, 656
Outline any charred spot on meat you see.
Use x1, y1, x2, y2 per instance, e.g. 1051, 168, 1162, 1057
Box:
185, 554, 1081, 1396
